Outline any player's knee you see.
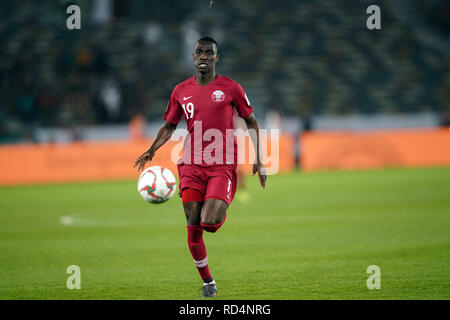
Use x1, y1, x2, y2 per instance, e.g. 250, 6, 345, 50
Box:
201, 216, 222, 226
201, 213, 226, 233
183, 202, 202, 225
186, 212, 201, 225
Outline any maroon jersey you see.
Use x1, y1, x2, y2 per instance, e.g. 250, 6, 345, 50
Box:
164, 75, 253, 167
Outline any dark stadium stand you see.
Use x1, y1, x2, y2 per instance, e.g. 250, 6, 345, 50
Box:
0, 0, 448, 143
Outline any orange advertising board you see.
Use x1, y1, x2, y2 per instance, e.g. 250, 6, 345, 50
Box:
300, 128, 450, 171
0, 140, 178, 186
0, 135, 294, 185
2, 128, 446, 185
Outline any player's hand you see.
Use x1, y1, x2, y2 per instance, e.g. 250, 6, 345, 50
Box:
133, 148, 155, 172
252, 162, 266, 189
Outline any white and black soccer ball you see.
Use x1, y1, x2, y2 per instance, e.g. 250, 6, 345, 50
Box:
137, 166, 177, 204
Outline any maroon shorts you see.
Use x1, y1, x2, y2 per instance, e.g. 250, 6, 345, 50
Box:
177, 163, 237, 206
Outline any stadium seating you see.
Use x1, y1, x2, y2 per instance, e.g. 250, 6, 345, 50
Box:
0, 0, 448, 143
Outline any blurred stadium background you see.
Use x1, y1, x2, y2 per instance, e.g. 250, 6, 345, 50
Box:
0, 0, 449, 300
0, 0, 450, 183
1, 0, 449, 140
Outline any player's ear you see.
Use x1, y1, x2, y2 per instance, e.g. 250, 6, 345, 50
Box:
215, 54, 220, 63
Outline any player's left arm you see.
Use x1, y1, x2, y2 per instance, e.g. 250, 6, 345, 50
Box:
244, 113, 266, 189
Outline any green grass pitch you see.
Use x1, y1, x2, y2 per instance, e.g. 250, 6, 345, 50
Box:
0, 167, 449, 300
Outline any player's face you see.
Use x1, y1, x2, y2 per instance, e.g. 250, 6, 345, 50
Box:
193, 41, 219, 74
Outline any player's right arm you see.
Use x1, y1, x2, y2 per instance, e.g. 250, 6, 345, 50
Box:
134, 87, 183, 172
133, 122, 177, 172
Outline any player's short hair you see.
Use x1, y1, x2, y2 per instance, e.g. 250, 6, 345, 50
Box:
196, 36, 218, 51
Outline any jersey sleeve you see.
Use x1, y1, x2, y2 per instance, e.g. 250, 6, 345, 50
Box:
233, 84, 254, 119
163, 88, 183, 125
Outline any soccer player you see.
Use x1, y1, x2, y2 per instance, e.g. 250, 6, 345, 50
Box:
134, 36, 266, 298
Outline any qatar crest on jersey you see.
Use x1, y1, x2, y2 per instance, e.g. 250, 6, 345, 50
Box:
211, 90, 225, 102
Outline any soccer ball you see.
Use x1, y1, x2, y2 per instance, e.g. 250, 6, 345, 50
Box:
137, 166, 177, 204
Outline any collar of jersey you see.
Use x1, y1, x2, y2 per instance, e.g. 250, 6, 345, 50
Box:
193, 74, 220, 88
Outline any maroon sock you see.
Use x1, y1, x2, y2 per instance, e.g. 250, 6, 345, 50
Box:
187, 225, 213, 283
